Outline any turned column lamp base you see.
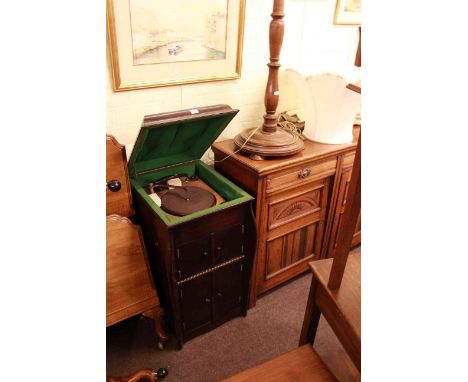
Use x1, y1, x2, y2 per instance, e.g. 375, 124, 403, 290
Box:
233, 0, 305, 161
234, 126, 304, 160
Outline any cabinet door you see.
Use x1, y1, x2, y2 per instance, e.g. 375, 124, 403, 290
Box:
213, 262, 243, 320
258, 178, 330, 293
179, 274, 212, 334
176, 237, 212, 281
213, 225, 244, 265
326, 167, 361, 258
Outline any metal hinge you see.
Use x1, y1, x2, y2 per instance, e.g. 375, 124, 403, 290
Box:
176, 248, 180, 259
179, 289, 183, 298
241, 225, 245, 234
240, 263, 243, 272
241, 244, 244, 254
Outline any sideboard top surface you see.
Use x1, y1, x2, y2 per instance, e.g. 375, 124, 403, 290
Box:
212, 126, 359, 176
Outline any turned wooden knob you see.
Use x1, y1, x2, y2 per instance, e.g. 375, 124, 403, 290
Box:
156, 368, 169, 379
107, 179, 122, 192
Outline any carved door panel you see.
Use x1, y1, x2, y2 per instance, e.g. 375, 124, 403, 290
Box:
258, 178, 330, 293
265, 222, 319, 275
179, 274, 212, 334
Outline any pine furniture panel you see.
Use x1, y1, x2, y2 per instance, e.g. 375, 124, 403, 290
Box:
212, 126, 360, 307
106, 134, 167, 348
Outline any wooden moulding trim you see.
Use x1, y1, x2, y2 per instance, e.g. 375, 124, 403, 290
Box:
106, 0, 122, 91
265, 253, 316, 281
268, 182, 324, 205
266, 215, 321, 242
106, 299, 158, 327
106, 214, 139, 229
213, 142, 356, 176
106, 134, 125, 149
265, 170, 335, 195
107, 298, 158, 318
176, 255, 245, 285
106, 134, 134, 217
268, 207, 321, 231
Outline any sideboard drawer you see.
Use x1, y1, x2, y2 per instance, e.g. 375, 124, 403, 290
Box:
266, 158, 337, 194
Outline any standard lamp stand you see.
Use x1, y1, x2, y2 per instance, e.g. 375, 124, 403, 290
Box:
234, 0, 304, 160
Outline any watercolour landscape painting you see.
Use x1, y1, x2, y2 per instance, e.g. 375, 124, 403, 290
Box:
334, 0, 361, 25
129, 0, 228, 65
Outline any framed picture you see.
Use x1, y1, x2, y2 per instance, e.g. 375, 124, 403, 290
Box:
334, 0, 361, 25
107, 0, 246, 91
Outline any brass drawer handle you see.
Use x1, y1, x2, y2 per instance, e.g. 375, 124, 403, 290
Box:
298, 168, 311, 179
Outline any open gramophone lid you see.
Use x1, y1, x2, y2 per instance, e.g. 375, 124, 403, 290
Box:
161, 186, 216, 216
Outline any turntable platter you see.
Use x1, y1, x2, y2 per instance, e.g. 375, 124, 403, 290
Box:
161, 186, 216, 216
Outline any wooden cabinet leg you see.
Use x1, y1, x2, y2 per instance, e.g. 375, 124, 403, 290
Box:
299, 276, 321, 346
153, 306, 169, 350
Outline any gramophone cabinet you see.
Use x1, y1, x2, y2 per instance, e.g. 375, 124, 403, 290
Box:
129, 105, 257, 349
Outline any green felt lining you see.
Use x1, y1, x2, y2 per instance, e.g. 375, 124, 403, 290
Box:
132, 160, 252, 227
129, 112, 237, 177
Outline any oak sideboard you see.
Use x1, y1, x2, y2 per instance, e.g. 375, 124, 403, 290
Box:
211, 126, 361, 307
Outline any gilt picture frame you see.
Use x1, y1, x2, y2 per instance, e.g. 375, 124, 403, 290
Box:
334, 0, 361, 25
107, 0, 246, 91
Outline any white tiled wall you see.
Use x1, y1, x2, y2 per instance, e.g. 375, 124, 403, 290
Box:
106, 0, 360, 158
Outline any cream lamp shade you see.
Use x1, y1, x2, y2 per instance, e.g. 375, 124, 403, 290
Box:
286, 70, 361, 144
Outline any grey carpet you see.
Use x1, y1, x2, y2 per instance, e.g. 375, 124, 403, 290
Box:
107, 247, 360, 382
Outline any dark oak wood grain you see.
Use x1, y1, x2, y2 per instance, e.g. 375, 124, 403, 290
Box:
130, 108, 257, 349
136, 194, 256, 349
